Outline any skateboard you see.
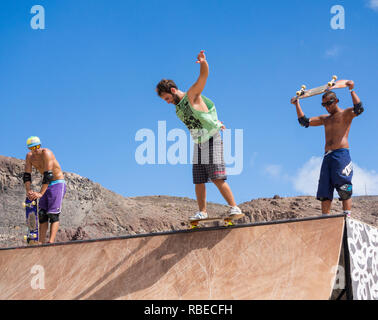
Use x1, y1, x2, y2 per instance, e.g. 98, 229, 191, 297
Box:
294, 76, 349, 101
189, 213, 245, 229
22, 198, 39, 244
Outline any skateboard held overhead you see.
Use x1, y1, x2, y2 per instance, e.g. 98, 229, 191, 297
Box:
294, 75, 349, 101
189, 213, 245, 229
22, 198, 39, 245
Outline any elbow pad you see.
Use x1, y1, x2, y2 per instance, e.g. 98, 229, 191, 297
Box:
353, 102, 364, 116
23, 172, 32, 183
298, 116, 310, 128
42, 171, 54, 185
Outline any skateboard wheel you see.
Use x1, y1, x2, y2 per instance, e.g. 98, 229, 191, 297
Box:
24, 235, 27, 240
296, 91, 300, 96
328, 82, 333, 87
332, 75, 337, 80
31, 201, 36, 206
22, 203, 26, 208
224, 220, 233, 226
301, 85, 306, 89
189, 222, 199, 229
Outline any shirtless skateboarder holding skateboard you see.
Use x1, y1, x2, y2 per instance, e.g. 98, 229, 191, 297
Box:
23, 136, 66, 243
156, 50, 243, 221
291, 80, 364, 216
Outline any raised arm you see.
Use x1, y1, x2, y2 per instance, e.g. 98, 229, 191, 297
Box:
290, 97, 327, 127
187, 50, 209, 102
345, 80, 364, 118
291, 97, 305, 118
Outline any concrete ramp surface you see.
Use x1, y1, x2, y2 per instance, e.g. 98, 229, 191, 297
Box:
0, 215, 345, 300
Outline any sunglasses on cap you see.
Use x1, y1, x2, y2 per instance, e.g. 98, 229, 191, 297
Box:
321, 99, 336, 107
29, 145, 41, 151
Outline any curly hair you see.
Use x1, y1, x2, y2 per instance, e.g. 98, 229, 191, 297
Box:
156, 79, 178, 96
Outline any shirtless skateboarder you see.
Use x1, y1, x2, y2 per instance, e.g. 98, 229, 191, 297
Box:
156, 50, 242, 220
291, 80, 364, 216
23, 136, 66, 243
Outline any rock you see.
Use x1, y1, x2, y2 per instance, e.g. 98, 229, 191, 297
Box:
1, 155, 377, 248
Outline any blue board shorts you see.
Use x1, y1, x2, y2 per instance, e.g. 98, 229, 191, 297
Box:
316, 149, 353, 201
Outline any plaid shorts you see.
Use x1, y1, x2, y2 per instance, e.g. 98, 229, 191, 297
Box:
192, 132, 227, 184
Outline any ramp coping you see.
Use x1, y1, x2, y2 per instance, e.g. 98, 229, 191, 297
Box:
0, 213, 346, 251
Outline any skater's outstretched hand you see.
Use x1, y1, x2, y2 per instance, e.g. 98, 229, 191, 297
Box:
346, 80, 354, 90
196, 50, 206, 64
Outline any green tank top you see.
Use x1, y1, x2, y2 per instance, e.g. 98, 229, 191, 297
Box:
175, 94, 222, 144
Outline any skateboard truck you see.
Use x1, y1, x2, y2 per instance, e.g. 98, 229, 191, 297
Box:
296, 85, 307, 97
22, 201, 36, 208
328, 75, 338, 87
24, 234, 38, 240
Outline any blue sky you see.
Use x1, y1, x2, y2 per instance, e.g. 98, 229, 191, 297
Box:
1, 0, 378, 205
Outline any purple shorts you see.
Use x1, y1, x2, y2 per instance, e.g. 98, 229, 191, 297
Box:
39, 181, 66, 214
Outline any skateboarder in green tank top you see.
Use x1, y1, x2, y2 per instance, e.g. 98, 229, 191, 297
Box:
156, 50, 242, 220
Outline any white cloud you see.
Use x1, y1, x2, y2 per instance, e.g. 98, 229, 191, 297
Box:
292, 157, 322, 195
264, 164, 283, 178
325, 45, 341, 58
368, 0, 378, 11
353, 165, 378, 195
292, 156, 378, 196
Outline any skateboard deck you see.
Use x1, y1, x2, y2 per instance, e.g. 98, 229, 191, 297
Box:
189, 213, 245, 229
294, 76, 349, 101
22, 198, 39, 245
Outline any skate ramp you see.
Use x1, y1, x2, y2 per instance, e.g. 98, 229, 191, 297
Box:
0, 215, 345, 300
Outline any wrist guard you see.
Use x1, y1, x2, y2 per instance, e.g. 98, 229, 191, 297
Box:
42, 171, 53, 185
353, 102, 364, 116
298, 116, 310, 128
23, 172, 32, 183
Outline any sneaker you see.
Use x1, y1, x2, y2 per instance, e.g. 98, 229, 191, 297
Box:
229, 206, 244, 219
189, 211, 208, 221
344, 210, 352, 217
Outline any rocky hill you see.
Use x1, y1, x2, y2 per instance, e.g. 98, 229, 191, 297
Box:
1, 155, 377, 248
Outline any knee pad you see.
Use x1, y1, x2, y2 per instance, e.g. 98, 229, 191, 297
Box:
38, 209, 48, 223
317, 197, 331, 202
337, 184, 353, 200
47, 213, 60, 223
